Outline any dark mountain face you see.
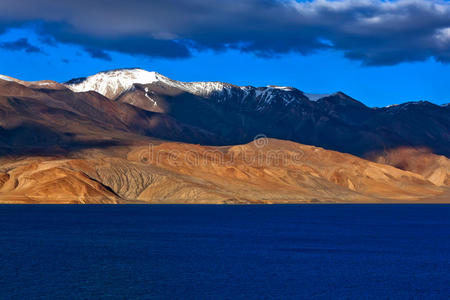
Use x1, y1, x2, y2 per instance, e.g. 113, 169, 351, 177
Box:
0, 80, 223, 155
1, 69, 449, 158
111, 79, 450, 157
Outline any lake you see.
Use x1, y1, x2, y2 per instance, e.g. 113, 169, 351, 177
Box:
0, 205, 449, 299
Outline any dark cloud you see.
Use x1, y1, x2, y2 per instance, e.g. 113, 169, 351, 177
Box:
0, 20, 23, 35
38, 22, 191, 59
84, 47, 112, 61
0, 0, 450, 65
39, 36, 57, 47
0, 38, 42, 53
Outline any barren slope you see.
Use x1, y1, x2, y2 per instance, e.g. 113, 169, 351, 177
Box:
368, 147, 450, 186
0, 73, 448, 203
0, 139, 447, 204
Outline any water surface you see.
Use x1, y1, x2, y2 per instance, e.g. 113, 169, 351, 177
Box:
0, 205, 449, 299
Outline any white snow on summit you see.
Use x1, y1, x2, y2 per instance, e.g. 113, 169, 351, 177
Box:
63, 68, 342, 110
64, 68, 316, 111
65, 69, 167, 98
64, 68, 302, 104
0, 75, 13, 82
65, 68, 235, 99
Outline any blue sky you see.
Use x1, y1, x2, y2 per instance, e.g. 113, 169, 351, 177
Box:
1, 1, 450, 107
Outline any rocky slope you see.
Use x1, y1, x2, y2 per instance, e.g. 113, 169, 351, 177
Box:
0, 139, 447, 204
0, 70, 448, 203
66, 68, 450, 157
367, 147, 450, 186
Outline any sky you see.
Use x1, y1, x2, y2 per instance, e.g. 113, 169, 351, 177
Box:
0, 0, 450, 107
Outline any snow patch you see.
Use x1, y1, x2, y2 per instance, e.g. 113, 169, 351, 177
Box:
385, 104, 399, 108
144, 87, 158, 107
267, 85, 293, 91
0, 75, 13, 82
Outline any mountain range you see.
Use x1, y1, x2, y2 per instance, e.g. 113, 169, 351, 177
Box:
65, 68, 450, 157
0, 68, 448, 203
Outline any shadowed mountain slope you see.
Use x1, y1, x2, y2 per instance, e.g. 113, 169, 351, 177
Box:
66, 68, 450, 157
0, 70, 448, 203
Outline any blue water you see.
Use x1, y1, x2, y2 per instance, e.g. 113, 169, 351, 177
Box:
0, 205, 449, 299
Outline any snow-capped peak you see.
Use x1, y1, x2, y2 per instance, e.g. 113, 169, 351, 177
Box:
0, 75, 14, 82
63, 68, 347, 111
63, 68, 315, 111
65, 68, 170, 98
64, 68, 233, 99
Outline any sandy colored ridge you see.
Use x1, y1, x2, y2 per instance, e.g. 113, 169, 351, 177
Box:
0, 139, 448, 204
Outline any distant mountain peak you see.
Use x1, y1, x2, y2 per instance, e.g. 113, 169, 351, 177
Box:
64, 68, 171, 98
63, 68, 347, 111
64, 68, 234, 99
64, 68, 310, 103
384, 100, 439, 109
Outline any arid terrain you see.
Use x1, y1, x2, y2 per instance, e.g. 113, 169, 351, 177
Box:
1, 138, 449, 204
0, 70, 448, 203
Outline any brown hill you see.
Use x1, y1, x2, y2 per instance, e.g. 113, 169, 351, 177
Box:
0, 139, 447, 204
367, 147, 450, 186
0, 73, 448, 203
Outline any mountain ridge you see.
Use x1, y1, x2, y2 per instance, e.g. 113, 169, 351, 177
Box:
64, 68, 450, 157
2, 69, 449, 157
0, 71, 449, 203
62, 68, 448, 108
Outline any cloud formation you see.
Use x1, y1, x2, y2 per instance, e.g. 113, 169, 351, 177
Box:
84, 47, 112, 61
0, 0, 450, 65
0, 38, 42, 53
